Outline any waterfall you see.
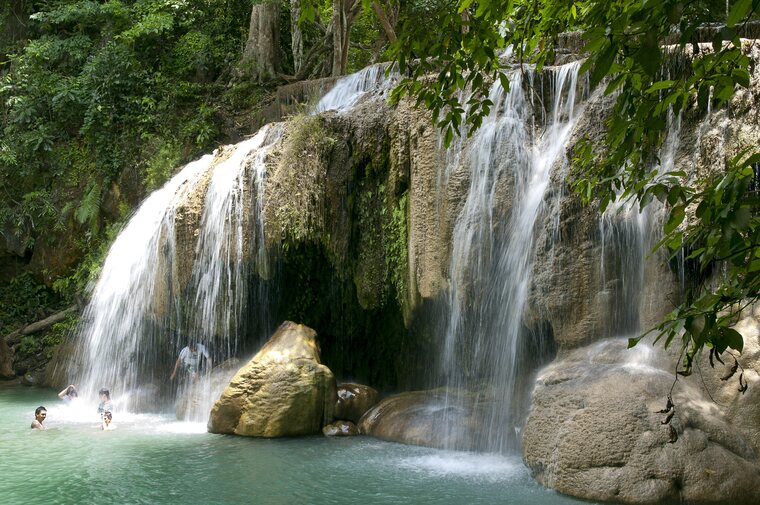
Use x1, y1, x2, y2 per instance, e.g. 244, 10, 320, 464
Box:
74, 154, 213, 412
598, 109, 682, 338
73, 124, 283, 417
175, 124, 283, 421
315, 62, 398, 112
71, 61, 402, 418
440, 62, 584, 453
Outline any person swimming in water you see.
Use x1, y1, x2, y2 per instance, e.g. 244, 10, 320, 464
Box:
97, 388, 113, 416
101, 410, 116, 431
58, 384, 78, 404
31, 406, 47, 430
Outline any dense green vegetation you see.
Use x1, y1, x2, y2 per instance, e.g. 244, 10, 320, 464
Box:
0, 2, 255, 368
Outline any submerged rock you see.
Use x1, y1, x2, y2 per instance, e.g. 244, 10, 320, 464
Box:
522, 336, 760, 505
208, 321, 336, 437
322, 420, 358, 436
335, 382, 379, 423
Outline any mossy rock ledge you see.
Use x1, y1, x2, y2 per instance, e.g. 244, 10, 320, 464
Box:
208, 321, 336, 437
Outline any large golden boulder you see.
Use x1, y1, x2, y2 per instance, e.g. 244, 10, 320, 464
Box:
208, 321, 336, 437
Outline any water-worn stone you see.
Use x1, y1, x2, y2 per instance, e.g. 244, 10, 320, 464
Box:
522, 337, 760, 505
322, 420, 358, 436
334, 382, 379, 423
358, 389, 489, 450
208, 321, 336, 437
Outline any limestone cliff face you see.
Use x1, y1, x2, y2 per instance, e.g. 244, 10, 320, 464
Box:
260, 94, 452, 318
520, 44, 760, 503
522, 328, 760, 505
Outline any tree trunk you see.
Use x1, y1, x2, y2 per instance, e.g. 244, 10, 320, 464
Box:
330, 0, 362, 77
290, 0, 304, 74
1, 0, 30, 62
371, 1, 397, 43
242, 3, 280, 82
331, 0, 346, 77
4, 305, 78, 346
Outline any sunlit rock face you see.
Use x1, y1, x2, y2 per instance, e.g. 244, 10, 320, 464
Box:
208, 321, 336, 437
521, 43, 760, 503
522, 335, 760, 505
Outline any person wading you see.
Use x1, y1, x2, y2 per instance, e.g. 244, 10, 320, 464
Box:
170, 342, 212, 382
31, 406, 47, 430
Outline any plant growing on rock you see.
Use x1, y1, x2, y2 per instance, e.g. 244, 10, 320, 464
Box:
389, 0, 760, 377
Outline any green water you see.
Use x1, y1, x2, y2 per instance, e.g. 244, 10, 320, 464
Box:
0, 385, 592, 505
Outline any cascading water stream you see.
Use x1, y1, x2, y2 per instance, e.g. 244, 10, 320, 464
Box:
175, 124, 283, 421
315, 62, 398, 112
598, 109, 682, 337
74, 154, 214, 411
73, 124, 283, 419
71, 58, 402, 419
440, 62, 583, 454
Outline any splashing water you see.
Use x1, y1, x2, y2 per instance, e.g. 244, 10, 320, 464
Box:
74, 154, 214, 412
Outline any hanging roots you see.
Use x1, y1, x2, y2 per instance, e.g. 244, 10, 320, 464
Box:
656, 394, 678, 443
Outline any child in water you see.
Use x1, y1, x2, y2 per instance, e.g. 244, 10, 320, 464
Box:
101, 410, 115, 431
31, 406, 47, 430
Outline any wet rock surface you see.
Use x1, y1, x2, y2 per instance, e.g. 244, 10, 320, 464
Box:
522, 335, 760, 505
358, 389, 489, 450
322, 420, 358, 436
334, 382, 379, 424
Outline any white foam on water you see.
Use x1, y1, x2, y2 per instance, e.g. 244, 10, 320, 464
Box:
154, 421, 208, 434
397, 451, 526, 482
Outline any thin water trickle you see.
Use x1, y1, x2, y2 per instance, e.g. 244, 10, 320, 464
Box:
597, 108, 681, 337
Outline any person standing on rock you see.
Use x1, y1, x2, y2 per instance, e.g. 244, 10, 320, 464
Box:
170, 342, 211, 382
31, 406, 47, 429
